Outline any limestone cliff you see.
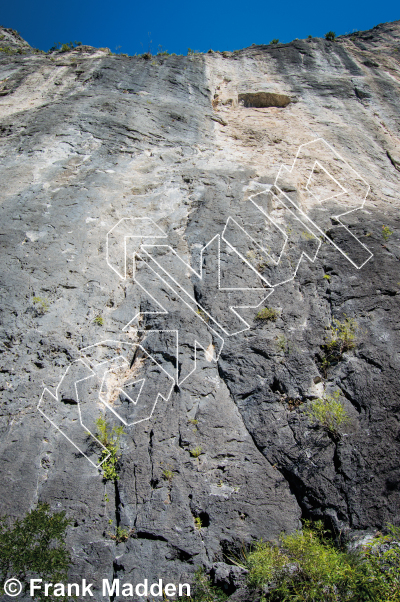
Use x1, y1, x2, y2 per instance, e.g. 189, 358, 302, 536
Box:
0, 21, 399, 598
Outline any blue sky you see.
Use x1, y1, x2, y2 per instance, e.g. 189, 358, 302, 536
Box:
1, 1, 398, 55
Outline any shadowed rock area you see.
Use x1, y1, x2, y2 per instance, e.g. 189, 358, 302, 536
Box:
238, 92, 291, 108
0, 21, 399, 600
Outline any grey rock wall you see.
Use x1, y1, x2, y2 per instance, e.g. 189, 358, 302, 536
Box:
0, 21, 399, 598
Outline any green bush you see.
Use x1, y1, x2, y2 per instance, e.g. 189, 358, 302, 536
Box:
382, 224, 393, 241
270, 39, 279, 45
358, 525, 400, 599
321, 316, 357, 373
247, 541, 288, 588
162, 468, 174, 482
306, 390, 348, 435
301, 230, 315, 241
93, 314, 104, 326
325, 31, 336, 41
190, 446, 202, 458
245, 521, 400, 601
178, 524, 400, 601
194, 517, 203, 531
95, 416, 124, 482
256, 307, 279, 321
109, 526, 133, 543
178, 568, 227, 602
32, 296, 49, 314
276, 334, 286, 351
0, 504, 71, 601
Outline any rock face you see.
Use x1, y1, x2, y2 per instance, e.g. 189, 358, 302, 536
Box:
0, 20, 399, 598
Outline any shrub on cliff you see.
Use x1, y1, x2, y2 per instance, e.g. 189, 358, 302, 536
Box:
306, 390, 349, 435
95, 415, 124, 482
321, 316, 358, 374
244, 521, 400, 601
0, 503, 71, 601
325, 31, 336, 41
255, 307, 279, 321
183, 568, 227, 602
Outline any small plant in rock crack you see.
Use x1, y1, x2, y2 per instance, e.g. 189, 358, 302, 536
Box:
188, 418, 199, 432
275, 335, 295, 355
382, 224, 393, 241
306, 390, 348, 435
109, 526, 134, 543
302, 230, 315, 241
93, 314, 104, 326
246, 249, 256, 261
190, 446, 202, 458
321, 316, 357, 374
32, 296, 49, 314
256, 307, 279, 322
194, 517, 203, 531
95, 416, 124, 482
162, 468, 174, 483
196, 308, 209, 322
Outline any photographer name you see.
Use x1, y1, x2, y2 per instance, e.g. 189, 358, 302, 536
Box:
30, 578, 191, 598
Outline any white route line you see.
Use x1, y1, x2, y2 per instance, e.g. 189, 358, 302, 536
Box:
39, 137, 374, 468
80, 340, 175, 426
140, 235, 272, 336
306, 160, 347, 202
222, 201, 322, 289
106, 217, 167, 279
124, 258, 225, 385
37, 359, 111, 469
274, 138, 373, 269
38, 342, 175, 463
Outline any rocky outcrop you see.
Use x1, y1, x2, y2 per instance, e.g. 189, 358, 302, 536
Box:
0, 20, 399, 598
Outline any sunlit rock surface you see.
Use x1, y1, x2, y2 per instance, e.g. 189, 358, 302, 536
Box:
0, 21, 399, 598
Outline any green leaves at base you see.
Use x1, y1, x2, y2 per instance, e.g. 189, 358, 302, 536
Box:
0, 504, 71, 602
246, 521, 400, 601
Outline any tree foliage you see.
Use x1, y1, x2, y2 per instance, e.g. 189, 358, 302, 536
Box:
0, 503, 72, 601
